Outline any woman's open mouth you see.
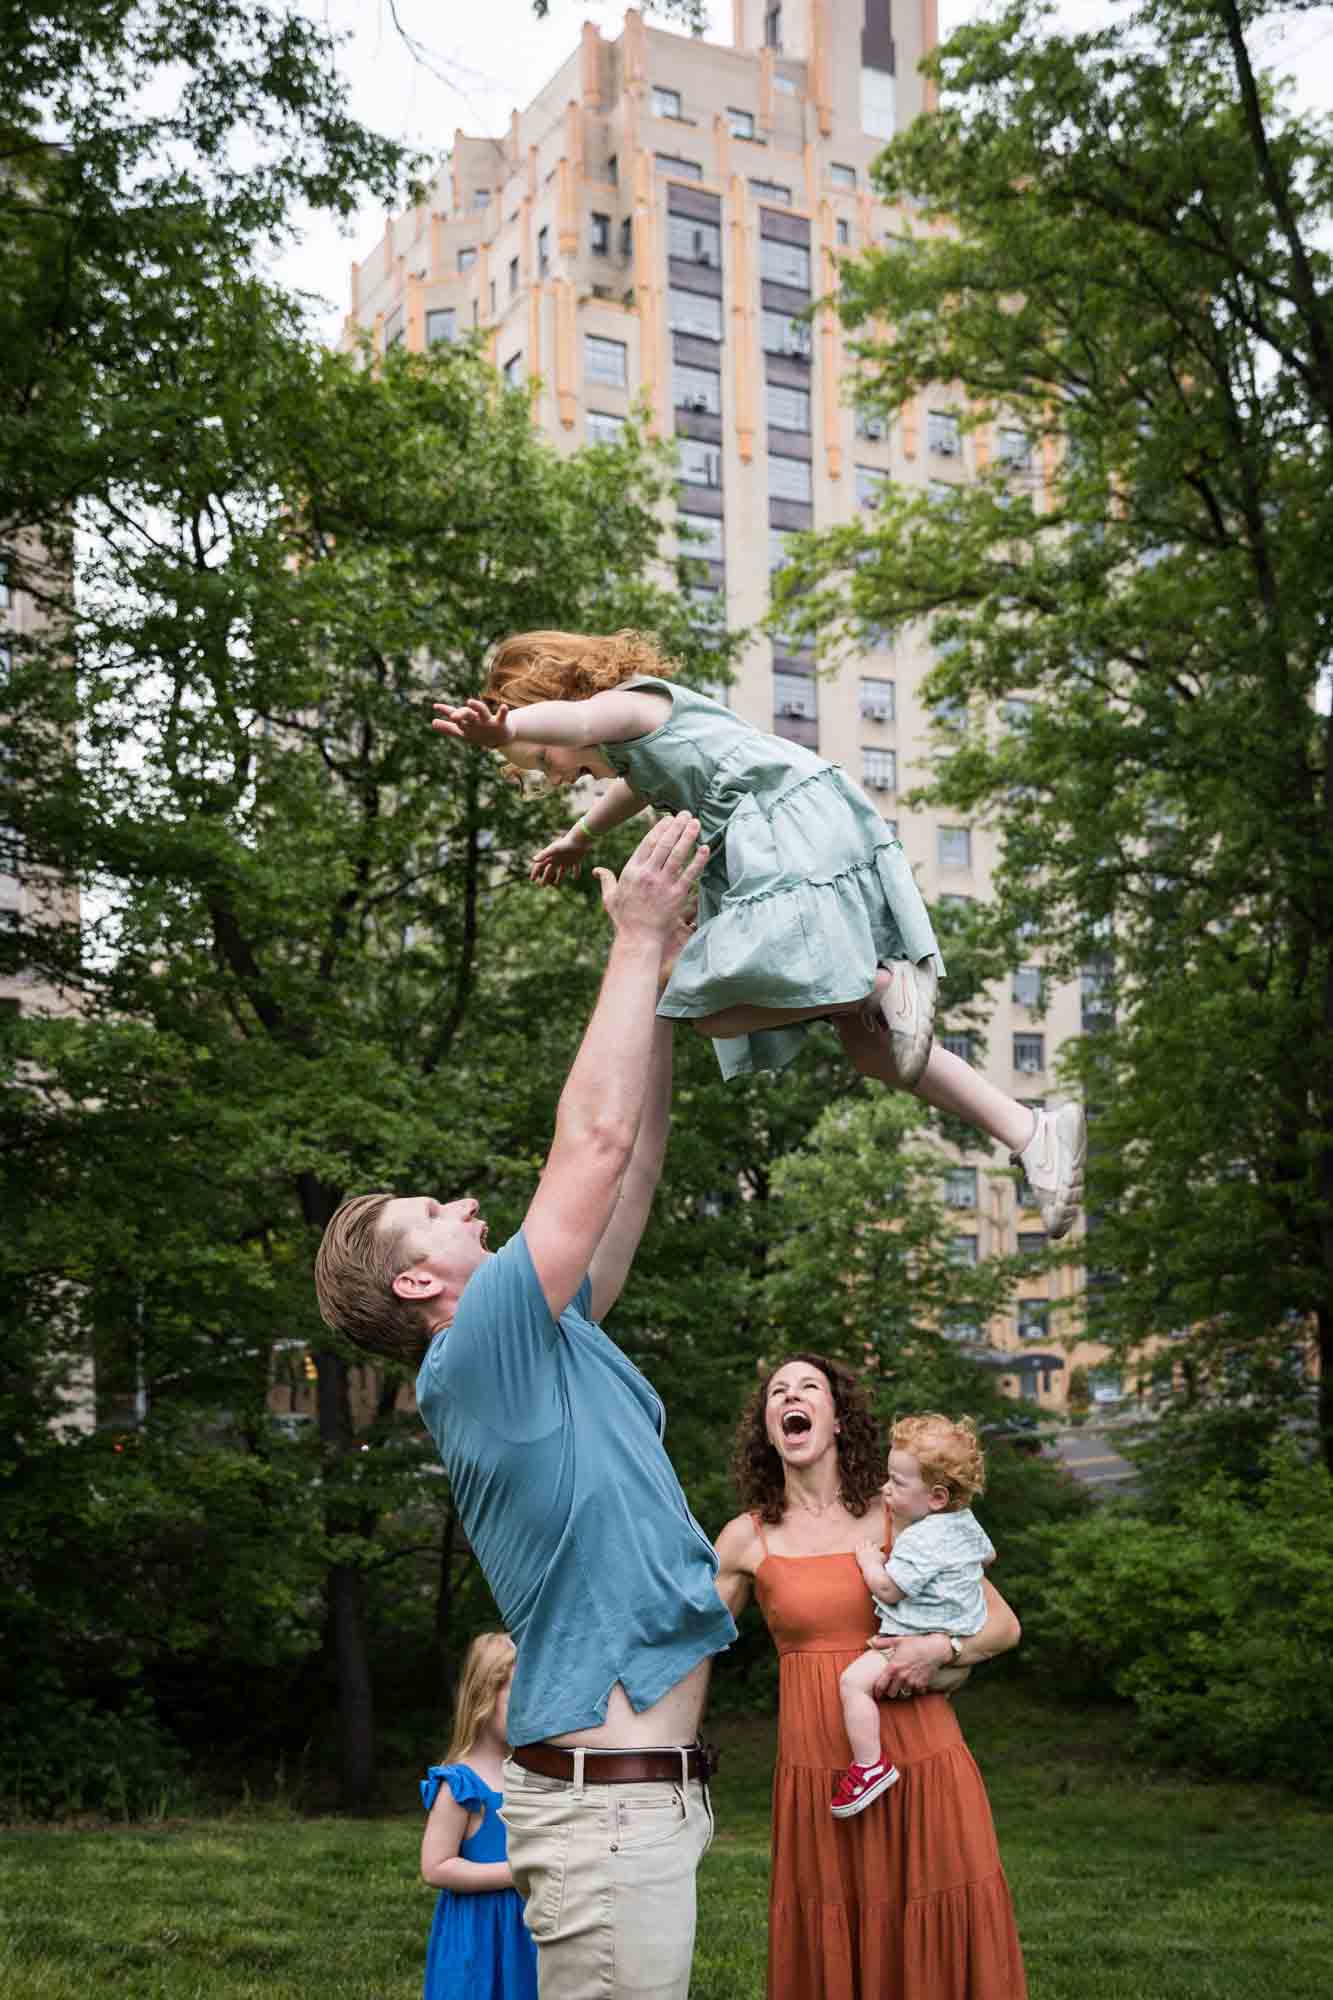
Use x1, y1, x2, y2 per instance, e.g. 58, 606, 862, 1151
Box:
781, 1409, 812, 1440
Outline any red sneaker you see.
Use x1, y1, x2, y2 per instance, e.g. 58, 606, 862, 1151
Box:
831, 1759, 901, 1818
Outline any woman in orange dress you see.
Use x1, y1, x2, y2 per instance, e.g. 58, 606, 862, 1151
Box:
714, 1353, 1027, 2000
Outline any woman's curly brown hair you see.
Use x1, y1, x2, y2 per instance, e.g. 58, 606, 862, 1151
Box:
732, 1353, 887, 1526
484, 628, 678, 708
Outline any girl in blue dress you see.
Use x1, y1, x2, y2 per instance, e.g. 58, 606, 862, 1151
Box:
431, 629, 1084, 1239
419, 1631, 537, 2000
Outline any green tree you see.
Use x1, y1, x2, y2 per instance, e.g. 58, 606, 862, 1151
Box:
777, 0, 1333, 1467
1, 299, 737, 1805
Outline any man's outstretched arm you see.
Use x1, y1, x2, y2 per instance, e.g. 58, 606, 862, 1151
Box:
523, 813, 706, 1321
586, 1013, 672, 1324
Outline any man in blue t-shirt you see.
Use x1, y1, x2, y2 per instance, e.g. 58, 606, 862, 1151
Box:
315, 811, 736, 2000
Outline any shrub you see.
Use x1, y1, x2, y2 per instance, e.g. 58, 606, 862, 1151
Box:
1015, 1441, 1333, 1796
0, 1669, 189, 1821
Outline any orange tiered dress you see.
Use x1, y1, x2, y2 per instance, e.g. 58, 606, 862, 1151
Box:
753, 1528, 1027, 2000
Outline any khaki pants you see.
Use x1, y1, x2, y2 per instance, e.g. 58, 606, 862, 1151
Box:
501, 1754, 715, 2000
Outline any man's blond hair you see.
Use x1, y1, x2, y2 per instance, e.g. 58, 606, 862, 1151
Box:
314, 1192, 433, 1367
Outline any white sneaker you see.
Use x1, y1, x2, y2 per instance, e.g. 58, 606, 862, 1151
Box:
877, 959, 938, 1086
1014, 1102, 1086, 1241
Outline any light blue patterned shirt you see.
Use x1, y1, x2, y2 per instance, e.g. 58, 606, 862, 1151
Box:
875, 1507, 995, 1638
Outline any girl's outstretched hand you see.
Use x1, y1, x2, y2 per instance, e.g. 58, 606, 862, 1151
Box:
530, 829, 590, 885
431, 697, 515, 750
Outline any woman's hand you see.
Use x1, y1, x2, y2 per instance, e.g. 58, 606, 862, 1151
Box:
867, 1631, 952, 1697
431, 697, 515, 751
530, 827, 591, 885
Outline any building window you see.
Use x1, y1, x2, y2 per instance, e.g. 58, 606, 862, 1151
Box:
928, 409, 961, 456
765, 5, 782, 49
471, 187, 491, 211
759, 236, 810, 288
940, 1031, 975, 1064
855, 465, 888, 510
607, 154, 618, 184
674, 363, 722, 414
751, 179, 792, 205
1012, 965, 1043, 1009
652, 85, 683, 120
585, 334, 628, 387
536, 225, 550, 276
488, 279, 496, 316
620, 216, 633, 260
590, 212, 610, 255
667, 214, 722, 266
862, 65, 895, 140
766, 381, 810, 431
774, 671, 816, 720
502, 352, 523, 386
761, 308, 811, 357
728, 108, 755, 140
859, 677, 894, 721
1082, 959, 1114, 1031
836, 216, 851, 246
856, 408, 888, 441
1002, 696, 1034, 730
998, 426, 1032, 467
949, 1234, 979, 1265
670, 288, 724, 340
862, 747, 896, 792
829, 162, 857, 188
928, 477, 960, 506
587, 411, 627, 445
384, 307, 404, 349
944, 1167, 977, 1210
458, 247, 477, 271
424, 308, 456, 347
768, 454, 812, 503
938, 826, 972, 868
1013, 1032, 1045, 1075
1017, 1299, 1049, 1340
680, 512, 725, 559
508, 255, 519, 296
1018, 1231, 1048, 1261
768, 527, 793, 570
679, 438, 722, 487
656, 153, 703, 181
774, 72, 797, 95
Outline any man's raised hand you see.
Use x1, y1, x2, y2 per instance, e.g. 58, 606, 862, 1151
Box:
593, 812, 709, 945
431, 697, 515, 751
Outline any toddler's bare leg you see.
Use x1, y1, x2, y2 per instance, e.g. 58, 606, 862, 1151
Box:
839, 1648, 892, 1767
835, 1020, 1035, 1155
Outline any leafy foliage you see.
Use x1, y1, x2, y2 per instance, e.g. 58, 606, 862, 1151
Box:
776, 0, 1332, 1462
1015, 1443, 1333, 1795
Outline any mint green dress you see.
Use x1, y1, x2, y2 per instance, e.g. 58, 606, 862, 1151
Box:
600, 679, 942, 1080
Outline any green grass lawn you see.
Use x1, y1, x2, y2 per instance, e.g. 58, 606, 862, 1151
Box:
2, 1683, 1329, 1998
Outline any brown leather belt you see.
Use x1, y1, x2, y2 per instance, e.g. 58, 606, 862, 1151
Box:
512, 1741, 717, 1785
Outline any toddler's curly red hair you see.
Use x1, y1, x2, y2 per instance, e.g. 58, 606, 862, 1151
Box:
892, 1412, 986, 1509
484, 628, 677, 708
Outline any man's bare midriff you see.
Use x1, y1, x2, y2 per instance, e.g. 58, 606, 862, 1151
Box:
544, 1656, 712, 1750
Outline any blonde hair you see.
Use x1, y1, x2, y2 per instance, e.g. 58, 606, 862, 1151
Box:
445, 1631, 517, 1762
313, 1192, 433, 1368
485, 628, 677, 709
891, 1412, 986, 1510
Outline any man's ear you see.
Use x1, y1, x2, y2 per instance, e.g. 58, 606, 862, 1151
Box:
391, 1264, 447, 1303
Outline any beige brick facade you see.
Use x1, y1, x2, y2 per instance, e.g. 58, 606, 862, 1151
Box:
340, 2, 1119, 1413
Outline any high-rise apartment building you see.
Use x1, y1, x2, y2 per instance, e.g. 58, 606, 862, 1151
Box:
342, 1, 1117, 1413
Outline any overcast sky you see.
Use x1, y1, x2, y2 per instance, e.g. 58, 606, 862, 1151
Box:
273, 0, 1333, 339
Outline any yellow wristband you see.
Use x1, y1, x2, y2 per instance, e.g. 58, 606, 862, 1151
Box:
573, 816, 595, 842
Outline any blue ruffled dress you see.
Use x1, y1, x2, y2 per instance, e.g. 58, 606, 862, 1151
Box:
600, 677, 943, 1080
420, 1763, 537, 2000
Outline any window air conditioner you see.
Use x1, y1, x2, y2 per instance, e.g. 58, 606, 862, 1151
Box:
780, 701, 810, 719
864, 775, 888, 791
688, 394, 711, 413
782, 332, 810, 360
861, 702, 890, 721
698, 249, 715, 267
860, 416, 886, 440
934, 435, 960, 456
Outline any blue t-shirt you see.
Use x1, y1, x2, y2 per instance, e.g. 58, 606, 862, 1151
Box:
415, 1231, 736, 1747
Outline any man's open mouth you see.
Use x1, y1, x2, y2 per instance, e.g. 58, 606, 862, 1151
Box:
781, 1410, 812, 1439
